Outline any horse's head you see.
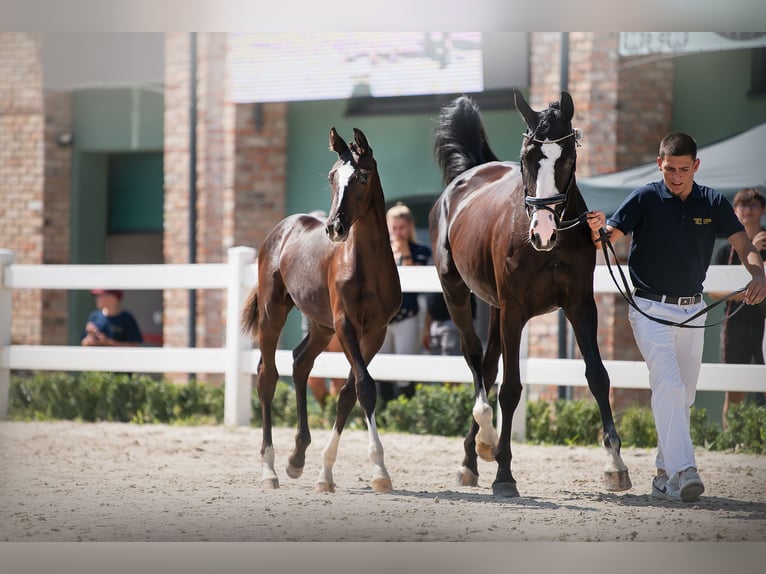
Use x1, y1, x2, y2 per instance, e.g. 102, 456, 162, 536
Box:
515, 89, 581, 252
325, 127, 377, 243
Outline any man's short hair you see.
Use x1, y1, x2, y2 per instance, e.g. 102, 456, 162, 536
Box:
659, 132, 698, 160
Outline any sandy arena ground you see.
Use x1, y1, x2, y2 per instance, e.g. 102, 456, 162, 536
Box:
1, 420, 765, 542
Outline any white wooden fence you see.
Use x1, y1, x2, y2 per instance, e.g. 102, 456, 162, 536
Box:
1, 246, 764, 441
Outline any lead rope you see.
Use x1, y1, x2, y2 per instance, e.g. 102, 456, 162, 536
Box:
597, 229, 746, 328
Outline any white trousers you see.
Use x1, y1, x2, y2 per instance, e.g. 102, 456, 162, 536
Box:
628, 296, 706, 480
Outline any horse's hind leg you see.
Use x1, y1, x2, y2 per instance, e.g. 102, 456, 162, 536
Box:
441, 278, 497, 485
567, 298, 632, 491
459, 305, 503, 486
287, 324, 333, 480
255, 295, 292, 490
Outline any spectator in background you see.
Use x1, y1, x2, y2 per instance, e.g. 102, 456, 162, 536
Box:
81, 289, 143, 347
422, 291, 476, 357
379, 202, 431, 403
710, 187, 766, 427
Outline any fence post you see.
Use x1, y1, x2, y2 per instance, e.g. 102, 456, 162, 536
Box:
224, 246, 256, 427
0, 249, 16, 419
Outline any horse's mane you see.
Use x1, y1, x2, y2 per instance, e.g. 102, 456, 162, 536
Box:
433, 96, 500, 185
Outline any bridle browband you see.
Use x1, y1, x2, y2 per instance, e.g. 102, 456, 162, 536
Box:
522, 128, 586, 231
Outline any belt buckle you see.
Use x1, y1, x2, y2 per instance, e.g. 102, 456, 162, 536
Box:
678, 296, 694, 306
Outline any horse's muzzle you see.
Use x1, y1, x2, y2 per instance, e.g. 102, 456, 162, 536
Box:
325, 220, 347, 243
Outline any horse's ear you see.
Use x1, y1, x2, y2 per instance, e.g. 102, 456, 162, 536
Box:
560, 91, 574, 123
352, 128, 371, 156
329, 127, 350, 156
514, 89, 538, 132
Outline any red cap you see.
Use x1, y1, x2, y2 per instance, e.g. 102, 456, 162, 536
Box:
90, 289, 124, 300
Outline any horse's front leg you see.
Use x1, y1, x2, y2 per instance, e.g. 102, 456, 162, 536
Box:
567, 296, 632, 492
316, 323, 392, 493
491, 309, 522, 498
354, 326, 393, 493
315, 370, 354, 493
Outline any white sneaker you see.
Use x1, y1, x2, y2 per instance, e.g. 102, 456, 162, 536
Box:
651, 469, 681, 501
678, 467, 704, 502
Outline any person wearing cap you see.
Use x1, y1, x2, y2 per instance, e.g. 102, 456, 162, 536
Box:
81, 289, 143, 346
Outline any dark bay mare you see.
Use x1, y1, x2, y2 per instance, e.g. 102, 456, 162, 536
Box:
241, 127, 401, 493
429, 90, 632, 497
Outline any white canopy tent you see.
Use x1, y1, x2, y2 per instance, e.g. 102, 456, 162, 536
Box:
578, 122, 766, 216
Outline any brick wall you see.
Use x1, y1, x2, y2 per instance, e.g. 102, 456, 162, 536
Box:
41, 90, 73, 344
163, 33, 287, 363
0, 33, 45, 344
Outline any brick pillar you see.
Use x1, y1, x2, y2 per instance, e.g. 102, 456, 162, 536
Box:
0, 33, 45, 344
163, 32, 193, 352
163, 33, 287, 379
232, 102, 287, 251
42, 90, 73, 344
528, 32, 674, 411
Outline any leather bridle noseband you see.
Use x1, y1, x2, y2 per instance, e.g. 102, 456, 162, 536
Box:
522, 128, 586, 232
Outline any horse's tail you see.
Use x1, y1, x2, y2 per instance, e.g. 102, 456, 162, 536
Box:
433, 95, 500, 185
240, 285, 259, 335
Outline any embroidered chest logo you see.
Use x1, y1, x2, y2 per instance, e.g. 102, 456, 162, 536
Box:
692, 217, 712, 225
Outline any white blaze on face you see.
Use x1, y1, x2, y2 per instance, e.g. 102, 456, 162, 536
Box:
529, 142, 562, 249
334, 162, 355, 208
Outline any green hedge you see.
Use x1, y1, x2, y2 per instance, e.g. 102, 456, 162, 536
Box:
7, 373, 765, 454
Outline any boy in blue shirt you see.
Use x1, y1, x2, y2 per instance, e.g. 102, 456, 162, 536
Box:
586, 133, 766, 502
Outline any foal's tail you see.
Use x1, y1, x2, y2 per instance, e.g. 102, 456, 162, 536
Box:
240, 286, 259, 335
433, 95, 500, 185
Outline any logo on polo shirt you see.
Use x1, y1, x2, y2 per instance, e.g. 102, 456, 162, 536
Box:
692, 217, 712, 225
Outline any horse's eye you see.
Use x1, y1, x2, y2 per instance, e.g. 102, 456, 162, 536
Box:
328, 173, 333, 183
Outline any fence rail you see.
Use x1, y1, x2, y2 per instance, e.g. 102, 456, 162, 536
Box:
2, 247, 764, 440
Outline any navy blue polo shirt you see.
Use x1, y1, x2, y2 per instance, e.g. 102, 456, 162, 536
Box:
607, 181, 743, 297
82, 310, 143, 343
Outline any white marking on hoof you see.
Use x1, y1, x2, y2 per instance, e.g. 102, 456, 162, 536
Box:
261, 445, 280, 489
315, 481, 336, 493
367, 414, 392, 492
371, 477, 393, 493
457, 466, 479, 487
604, 469, 632, 491
260, 478, 280, 490
473, 396, 497, 461
316, 428, 341, 490
602, 441, 631, 490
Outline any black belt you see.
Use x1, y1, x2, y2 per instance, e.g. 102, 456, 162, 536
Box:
634, 289, 702, 306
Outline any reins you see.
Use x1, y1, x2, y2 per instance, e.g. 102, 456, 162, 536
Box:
596, 229, 746, 328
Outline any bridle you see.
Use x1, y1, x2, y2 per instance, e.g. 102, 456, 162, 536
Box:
522, 128, 587, 232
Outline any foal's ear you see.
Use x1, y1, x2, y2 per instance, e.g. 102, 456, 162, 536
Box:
352, 128, 372, 157
559, 91, 574, 123
329, 127, 350, 156
514, 89, 538, 132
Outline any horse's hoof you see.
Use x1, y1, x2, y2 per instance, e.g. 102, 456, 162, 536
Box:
492, 481, 519, 498
604, 469, 632, 491
476, 441, 494, 462
457, 466, 479, 487
260, 478, 280, 490
285, 463, 303, 479
315, 481, 336, 493
371, 477, 393, 493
